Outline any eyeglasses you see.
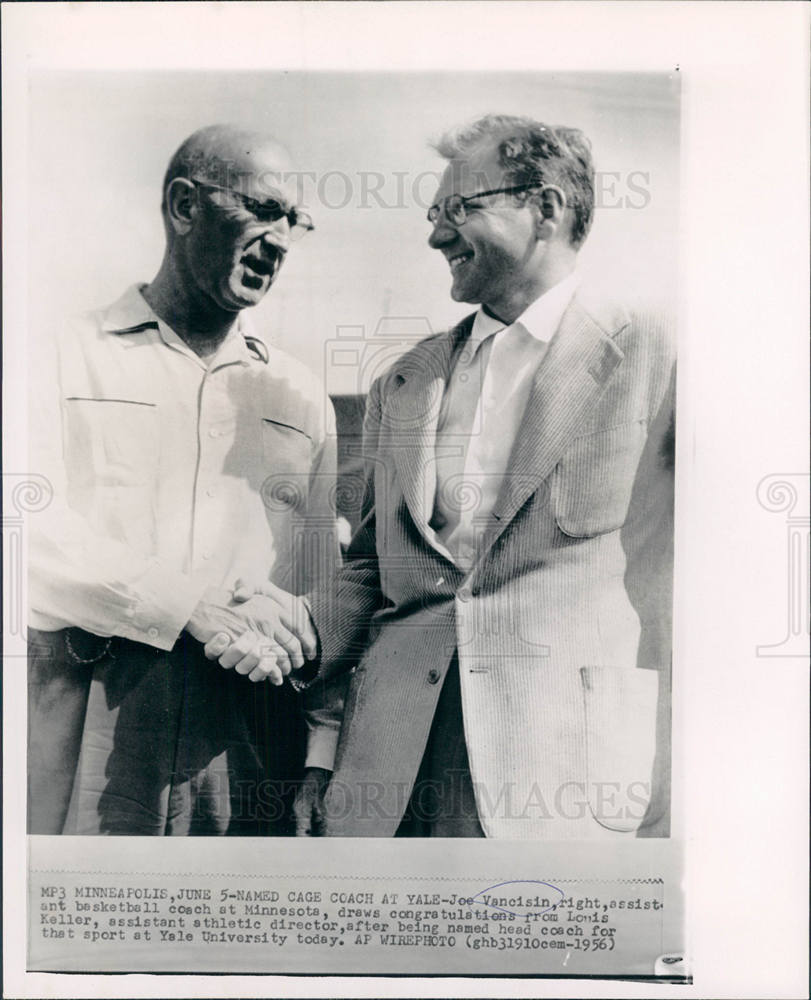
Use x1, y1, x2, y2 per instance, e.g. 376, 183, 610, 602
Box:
427, 184, 540, 227
190, 179, 315, 241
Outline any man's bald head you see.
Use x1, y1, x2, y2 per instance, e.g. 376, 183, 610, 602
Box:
161, 124, 296, 223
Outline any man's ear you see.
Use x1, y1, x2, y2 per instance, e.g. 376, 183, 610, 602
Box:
535, 184, 567, 240
165, 177, 198, 236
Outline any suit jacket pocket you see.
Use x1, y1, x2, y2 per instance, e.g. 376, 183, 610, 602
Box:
580, 665, 658, 833
260, 417, 313, 512
552, 421, 647, 537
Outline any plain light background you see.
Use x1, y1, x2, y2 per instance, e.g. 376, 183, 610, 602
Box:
4, 3, 809, 999
28, 70, 679, 393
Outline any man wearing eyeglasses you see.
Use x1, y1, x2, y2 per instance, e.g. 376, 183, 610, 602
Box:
27, 124, 339, 835
291, 114, 675, 838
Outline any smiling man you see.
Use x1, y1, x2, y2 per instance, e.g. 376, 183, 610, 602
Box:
293, 113, 675, 838
28, 125, 338, 836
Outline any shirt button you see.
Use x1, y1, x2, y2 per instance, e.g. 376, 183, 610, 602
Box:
208, 428, 219, 439
205, 487, 216, 498
202, 551, 212, 560
427, 669, 441, 684
457, 586, 472, 602
147, 627, 159, 639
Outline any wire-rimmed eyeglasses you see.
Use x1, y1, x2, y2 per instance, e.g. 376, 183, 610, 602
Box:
190, 179, 315, 241
427, 184, 540, 227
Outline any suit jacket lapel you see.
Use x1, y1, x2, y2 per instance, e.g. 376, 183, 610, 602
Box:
481, 295, 628, 557
387, 317, 472, 554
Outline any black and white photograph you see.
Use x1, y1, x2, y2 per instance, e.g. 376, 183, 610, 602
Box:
3, 2, 808, 997
25, 70, 678, 843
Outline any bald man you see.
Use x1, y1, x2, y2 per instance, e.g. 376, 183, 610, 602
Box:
28, 125, 339, 835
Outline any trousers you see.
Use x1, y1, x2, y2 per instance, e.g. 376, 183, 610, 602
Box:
396, 653, 485, 838
27, 628, 305, 835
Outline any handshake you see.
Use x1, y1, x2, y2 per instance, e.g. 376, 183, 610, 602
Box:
185, 579, 317, 685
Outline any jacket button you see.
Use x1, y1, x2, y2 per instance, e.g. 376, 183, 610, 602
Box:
427, 669, 441, 684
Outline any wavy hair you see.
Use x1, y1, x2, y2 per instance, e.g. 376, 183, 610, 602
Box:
433, 114, 595, 247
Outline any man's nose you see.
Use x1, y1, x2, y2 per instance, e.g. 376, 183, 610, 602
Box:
262, 220, 290, 253
428, 213, 456, 249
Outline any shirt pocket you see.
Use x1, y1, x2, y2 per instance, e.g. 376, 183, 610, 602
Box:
64, 397, 158, 488
259, 417, 314, 513
580, 665, 659, 833
551, 420, 647, 537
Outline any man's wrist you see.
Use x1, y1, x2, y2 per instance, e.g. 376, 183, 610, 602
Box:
185, 587, 240, 643
118, 568, 201, 651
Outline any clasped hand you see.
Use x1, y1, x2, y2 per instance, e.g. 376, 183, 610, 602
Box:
186, 579, 316, 685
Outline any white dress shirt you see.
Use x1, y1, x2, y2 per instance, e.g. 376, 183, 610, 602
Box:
432, 273, 578, 570
29, 284, 338, 653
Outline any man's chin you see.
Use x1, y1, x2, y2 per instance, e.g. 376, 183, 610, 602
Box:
450, 281, 480, 305
220, 281, 270, 311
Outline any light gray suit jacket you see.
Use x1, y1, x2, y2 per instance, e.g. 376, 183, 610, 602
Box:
308, 289, 675, 838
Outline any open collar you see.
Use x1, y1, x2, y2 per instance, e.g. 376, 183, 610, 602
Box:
469, 271, 579, 348
101, 283, 262, 370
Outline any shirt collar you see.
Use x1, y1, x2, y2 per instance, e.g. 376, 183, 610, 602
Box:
470, 271, 579, 347
101, 283, 159, 335
101, 283, 263, 368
